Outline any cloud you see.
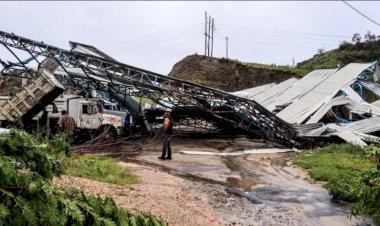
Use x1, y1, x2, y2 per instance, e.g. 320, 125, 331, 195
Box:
0, 1, 379, 74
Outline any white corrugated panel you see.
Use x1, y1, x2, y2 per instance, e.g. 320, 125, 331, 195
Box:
265, 69, 338, 111
326, 124, 367, 146
306, 96, 350, 124
277, 63, 375, 124
341, 85, 364, 103
371, 99, 380, 108
335, 130, 367, 146
252, 78, 299, 105
344, 116, 380, 134
306, 94, 380, 124
230, 83, 275, 99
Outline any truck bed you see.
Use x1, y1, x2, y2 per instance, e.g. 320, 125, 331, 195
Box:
0, 69, 64, 123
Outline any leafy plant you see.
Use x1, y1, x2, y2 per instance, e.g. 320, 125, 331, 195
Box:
0, 130, 166, 226
294, 144, 380, 225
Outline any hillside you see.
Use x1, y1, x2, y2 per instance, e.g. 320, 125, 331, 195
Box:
297, 39, 380, 71
168, 54, 298, 92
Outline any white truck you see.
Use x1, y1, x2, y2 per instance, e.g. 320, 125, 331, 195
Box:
0, 60, 131, 139
47, 94, 131, 138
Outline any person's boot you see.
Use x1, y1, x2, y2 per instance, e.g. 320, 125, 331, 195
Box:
158, 147, 166, 160
166, 145, 172, 160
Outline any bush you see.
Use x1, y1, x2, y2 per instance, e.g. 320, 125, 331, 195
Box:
0, 130, 166, 226
294, 144, 380, 225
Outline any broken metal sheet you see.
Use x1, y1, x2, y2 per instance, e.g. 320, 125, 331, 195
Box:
326, 124, 367, 146
371, 99, 380, 108
306, 95, 380, 124
230, 83, 275, 99
252, 78, 299, 104
265, 69, 338, 111
277, 63, 375, 124
358, 79, 380, 98
334, 130, 367, 147
306, 96, 350, 124
344, 116, 380, 134
292, 123, 325, 136
354, 132, 380, 144
180, 148, 297, 156
341, 85, 363, 103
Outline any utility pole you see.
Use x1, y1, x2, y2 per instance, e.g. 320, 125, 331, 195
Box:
208, 15, 211, 56
204, 11, 207, 56
226, 37, 228, 59
211, 18, 214, 57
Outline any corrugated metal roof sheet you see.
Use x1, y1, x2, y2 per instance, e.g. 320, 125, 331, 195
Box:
265, 69, 338, 111
371, 99, 380, 108
358, 79, 380, 97
230, 83, 275, 99
341, 85, 363, 103
277, 63, 375, 124
252, 78, 299, 105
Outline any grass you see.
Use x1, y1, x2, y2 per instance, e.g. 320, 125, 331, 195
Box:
65, 154, 139, 186
293, 144, 376, 201
294, 144, 375, 181
243, 62, 308, 76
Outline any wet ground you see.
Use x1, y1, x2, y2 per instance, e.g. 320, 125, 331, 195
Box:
122, 137, 372, 226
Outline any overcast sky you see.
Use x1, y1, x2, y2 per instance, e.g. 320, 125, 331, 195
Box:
0, 1, 379, 74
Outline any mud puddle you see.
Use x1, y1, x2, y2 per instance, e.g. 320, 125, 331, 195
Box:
124, 137, 372, 225
222, 154, 371, 225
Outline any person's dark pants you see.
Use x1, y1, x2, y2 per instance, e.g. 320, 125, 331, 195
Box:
65, 134, 75, 157
160, 134, 172, 159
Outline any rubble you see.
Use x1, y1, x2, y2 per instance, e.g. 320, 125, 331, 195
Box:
232, 61, 380, 146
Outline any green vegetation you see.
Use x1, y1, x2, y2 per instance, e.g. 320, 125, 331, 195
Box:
294, 143, 380, 224
0, 130, 166, 226
243, 62, 308, 77
297, 32, 380, 72
66, 155, 139, 186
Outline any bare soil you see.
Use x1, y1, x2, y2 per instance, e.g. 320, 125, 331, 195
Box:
169, 54, 296, 92
55, 137, 372, 226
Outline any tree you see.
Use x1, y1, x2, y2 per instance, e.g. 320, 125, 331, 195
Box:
352, 33, 362, 43
364, 30, 377, 42
0, 130, 166, 226
317, 48, 325, 54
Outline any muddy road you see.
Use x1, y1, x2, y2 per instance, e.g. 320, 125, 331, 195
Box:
62, 137, 372, 225
120, 137, 371, 226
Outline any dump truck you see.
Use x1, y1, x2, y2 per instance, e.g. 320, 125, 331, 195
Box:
46, 94, 131, 138
0, 68, 65, 129
0, 59, 131, 139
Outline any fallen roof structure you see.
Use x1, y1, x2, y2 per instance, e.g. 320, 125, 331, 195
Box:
234, 62, 380, 146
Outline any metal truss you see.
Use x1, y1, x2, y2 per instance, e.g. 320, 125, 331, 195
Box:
0, 30, 305, 146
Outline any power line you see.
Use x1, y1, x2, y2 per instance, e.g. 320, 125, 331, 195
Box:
217, 26, 345, 43
108, 31, 199, 54
104, 28, 201, 53
342, 0, 380, 27
217, 23, 351, 39
100, 23, 203, 50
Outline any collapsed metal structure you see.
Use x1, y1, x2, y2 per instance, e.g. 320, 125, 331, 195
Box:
0, 30, 377, 147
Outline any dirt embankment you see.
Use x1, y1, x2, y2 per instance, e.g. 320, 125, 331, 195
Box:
169, 55, 296, 92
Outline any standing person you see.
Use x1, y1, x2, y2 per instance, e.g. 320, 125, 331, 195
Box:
158, 110, 173, 160
58, 110, 76, 155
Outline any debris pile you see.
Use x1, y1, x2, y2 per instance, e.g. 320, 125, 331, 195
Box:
231, 61, 380, 146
